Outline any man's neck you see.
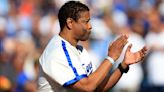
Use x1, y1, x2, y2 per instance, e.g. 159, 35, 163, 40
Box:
59, 30, 78, 47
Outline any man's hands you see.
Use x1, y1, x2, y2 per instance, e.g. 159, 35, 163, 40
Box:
123, 44, 148, 66
108, 35, 128, 61
108, 34, 148, 68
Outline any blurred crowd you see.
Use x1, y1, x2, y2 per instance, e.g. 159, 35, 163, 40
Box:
0, 0, 164, 92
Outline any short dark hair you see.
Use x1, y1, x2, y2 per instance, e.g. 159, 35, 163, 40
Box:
58, 1, 89, 31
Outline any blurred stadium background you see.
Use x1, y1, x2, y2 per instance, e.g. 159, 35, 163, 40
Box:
0, 0, 164, 92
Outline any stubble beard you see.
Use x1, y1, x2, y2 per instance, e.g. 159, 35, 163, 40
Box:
80, 29, 91, 41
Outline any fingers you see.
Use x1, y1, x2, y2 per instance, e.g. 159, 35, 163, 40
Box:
119, 34, 128, 42
121, 34, 129, 46
116, 34, 129, 47
141, 46, 148, 55
126, 44, 132, 52
120, 34, 129, 39
110, 34, 128, 48
116, 34, 128, 42
142, 46, 148, 54
108, 35, 129, 60
139, 46, 148, 61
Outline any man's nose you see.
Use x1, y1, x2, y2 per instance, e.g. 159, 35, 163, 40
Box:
88, 22, 92, 30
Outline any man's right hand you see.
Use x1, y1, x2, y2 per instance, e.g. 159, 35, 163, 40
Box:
108, 35, 128, 61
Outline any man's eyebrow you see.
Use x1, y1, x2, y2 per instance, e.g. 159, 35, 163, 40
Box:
80, 18, 90, 22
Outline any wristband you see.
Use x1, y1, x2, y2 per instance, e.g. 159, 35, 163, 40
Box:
118, 63, 129, 74
105, 56, 115, 65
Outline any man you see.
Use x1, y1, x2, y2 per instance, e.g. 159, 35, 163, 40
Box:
38, 1, 147, 92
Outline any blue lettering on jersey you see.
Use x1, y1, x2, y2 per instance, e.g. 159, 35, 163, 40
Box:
85, 62, 93, 75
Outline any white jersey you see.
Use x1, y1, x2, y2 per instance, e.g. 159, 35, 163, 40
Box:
38, 35, 96, 92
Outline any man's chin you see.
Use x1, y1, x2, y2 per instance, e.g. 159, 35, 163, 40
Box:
80, 36, 89, 41
80, 39, 88, 41
79, 33, 90, 41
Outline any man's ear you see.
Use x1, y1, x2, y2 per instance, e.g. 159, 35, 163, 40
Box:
66, 18, 73, 30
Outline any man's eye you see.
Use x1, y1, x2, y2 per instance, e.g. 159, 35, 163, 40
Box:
82, 20, 90, 24
86, 20, 90, 23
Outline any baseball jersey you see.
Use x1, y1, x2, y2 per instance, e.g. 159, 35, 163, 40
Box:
38, 35, 96, 92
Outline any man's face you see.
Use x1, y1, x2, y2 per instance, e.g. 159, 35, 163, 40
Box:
72, 11, 92, 41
